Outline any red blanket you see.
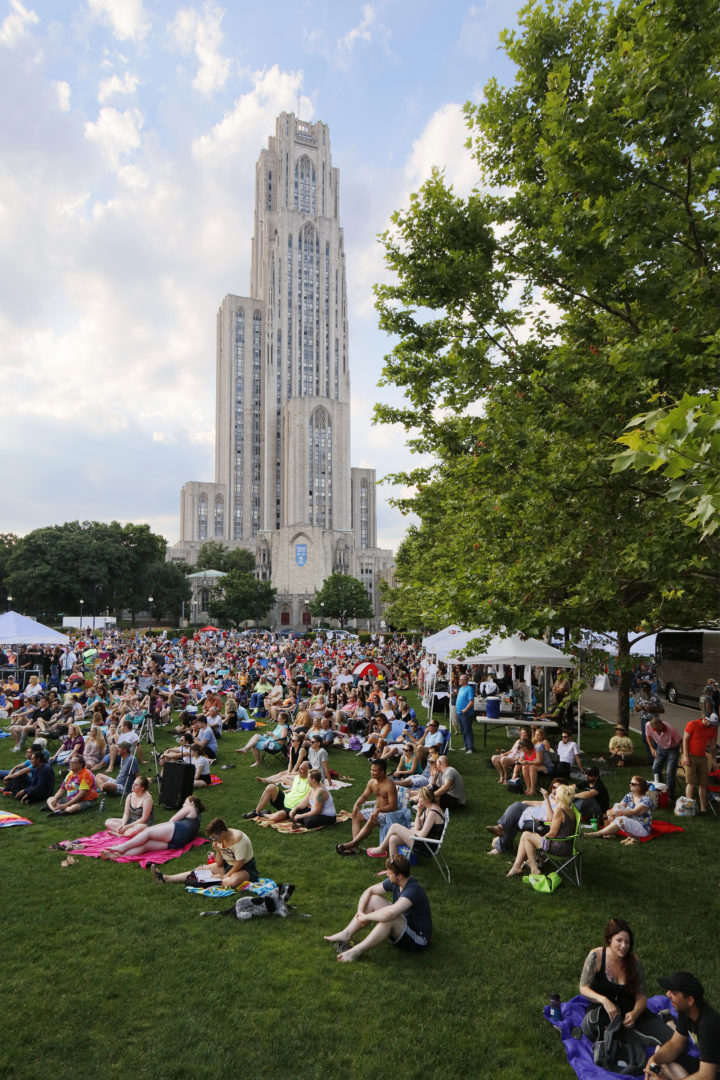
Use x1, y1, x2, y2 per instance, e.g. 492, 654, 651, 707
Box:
618, 820, 684, 843
56, 829, 209, 867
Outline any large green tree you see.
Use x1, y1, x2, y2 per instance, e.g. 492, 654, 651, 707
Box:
196, 540, 256, 574
143, 562, 191, 625
6, 521, 168, 622
311, 574, 373, 627
207, 571, 276, 629
374, 0, 720, 722
615, 392, 720, 539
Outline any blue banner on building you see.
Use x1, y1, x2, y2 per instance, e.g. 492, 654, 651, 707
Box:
295, 543, 307, 567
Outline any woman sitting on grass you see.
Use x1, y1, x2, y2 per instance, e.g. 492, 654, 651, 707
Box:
509, 729, 554, 796
506, 783, 576, 878
50, 723, 85, 766
288, 769, 337, 829
99, 795, 205, 859
585, 776, 653, 844
190, 741, 213, 787
491, 727, 531, 784
579, 917, 674, 1043
256, 732, 308, 785
82, 725, 107, 772
390, 743, 422, 780
152, 817, 258, 887
366, 786, 445, 860
105, 776, 154, 837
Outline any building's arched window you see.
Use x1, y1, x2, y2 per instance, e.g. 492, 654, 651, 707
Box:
294, 155, 316, 214
198, 493, 208, 540
333, 541, 349, 573
214, 495, 224, 538
251, 311, 262, 536
298, 223, 319, 396
233, 309, 245, 540
360, 479, 368, 549
308, 407, 332, 528
256, 541, 271, 581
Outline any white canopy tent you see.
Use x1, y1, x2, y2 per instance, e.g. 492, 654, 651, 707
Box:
463, 633, 576, 668
421, 626, 489, 741
463, 633, 578, 740
0, 611, 69, 646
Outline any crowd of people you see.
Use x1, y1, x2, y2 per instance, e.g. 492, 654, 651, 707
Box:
1, 627, 719, 1041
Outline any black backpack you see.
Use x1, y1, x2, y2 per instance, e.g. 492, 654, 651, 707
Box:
589, 1014, 647, 1075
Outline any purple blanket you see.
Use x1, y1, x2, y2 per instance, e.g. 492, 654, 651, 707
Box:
544, 993, 697, 1079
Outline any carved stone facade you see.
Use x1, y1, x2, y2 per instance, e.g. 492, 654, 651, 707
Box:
170, 113, 394, 627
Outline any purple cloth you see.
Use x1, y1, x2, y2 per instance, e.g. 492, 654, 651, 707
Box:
543, 993, 697, 1080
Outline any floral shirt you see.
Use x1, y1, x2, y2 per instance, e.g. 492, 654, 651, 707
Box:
621, 792, 653, 834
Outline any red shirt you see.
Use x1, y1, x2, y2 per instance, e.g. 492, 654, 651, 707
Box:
684, 718, 717, 757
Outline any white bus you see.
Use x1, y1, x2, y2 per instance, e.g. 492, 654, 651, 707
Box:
655, 629, 720, 706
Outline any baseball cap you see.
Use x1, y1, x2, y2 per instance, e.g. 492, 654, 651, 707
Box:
657, 972, 704, 1001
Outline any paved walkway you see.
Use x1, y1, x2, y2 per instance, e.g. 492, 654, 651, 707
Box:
580, 685, 695, 738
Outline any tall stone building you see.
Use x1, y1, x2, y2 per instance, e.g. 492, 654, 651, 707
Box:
171, 113, 394, 628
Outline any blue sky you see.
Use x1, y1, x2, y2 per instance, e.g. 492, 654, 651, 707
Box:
0, 0, 525, 552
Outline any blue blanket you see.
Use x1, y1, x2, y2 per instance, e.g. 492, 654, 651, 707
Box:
544, 993, 698, 1079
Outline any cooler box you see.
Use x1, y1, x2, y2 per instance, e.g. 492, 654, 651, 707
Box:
486, 696, 500, 719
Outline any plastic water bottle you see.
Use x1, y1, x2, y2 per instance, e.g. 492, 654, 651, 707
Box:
549, 994, 562, 1022
590, 817, 598, 831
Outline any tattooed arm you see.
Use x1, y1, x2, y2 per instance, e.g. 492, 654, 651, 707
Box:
580, 948, 620, 1020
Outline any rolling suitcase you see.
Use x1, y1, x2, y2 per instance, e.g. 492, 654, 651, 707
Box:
160, 761, 194, 809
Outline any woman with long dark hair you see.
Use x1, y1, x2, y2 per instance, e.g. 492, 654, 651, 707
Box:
579, 917, 672, 1042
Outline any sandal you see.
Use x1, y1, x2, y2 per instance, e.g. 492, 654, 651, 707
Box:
151, 866, 166, 883
333, 940, 354, 954
335, 843, 358, 856
365, 847, 385, 857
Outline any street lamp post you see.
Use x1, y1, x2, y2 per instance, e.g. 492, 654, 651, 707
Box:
92, 583, 100, 631
7, 595, 12, 612
79, 599, 84, 631
148, 596, 154, 628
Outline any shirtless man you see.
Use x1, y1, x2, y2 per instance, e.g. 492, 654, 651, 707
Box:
336, 758, 399, 855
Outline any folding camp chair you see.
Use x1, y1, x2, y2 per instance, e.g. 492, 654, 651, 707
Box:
408, 807, 451, 883
539, 806, 583, 887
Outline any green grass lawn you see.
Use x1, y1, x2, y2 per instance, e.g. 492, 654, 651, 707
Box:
1, 697, 717, 1080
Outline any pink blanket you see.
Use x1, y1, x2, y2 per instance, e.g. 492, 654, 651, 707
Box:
58, 829, 209, 867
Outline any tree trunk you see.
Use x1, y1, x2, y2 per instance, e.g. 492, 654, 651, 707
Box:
616, 630, 631, 728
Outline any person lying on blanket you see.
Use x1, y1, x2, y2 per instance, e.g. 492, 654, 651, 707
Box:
151, 818, 259, 887
99, 795, 205, 859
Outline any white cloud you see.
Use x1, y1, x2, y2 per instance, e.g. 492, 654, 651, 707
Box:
337, 3, 376, 56
98, 70, 140, 102
87, 0, 150, 42
193, 66, 312, 163
404, 102, 477, 196
169, 2, 231, 94
84, 106, 143, 166
0, 0, 39, 47
54, 80, 71, 112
